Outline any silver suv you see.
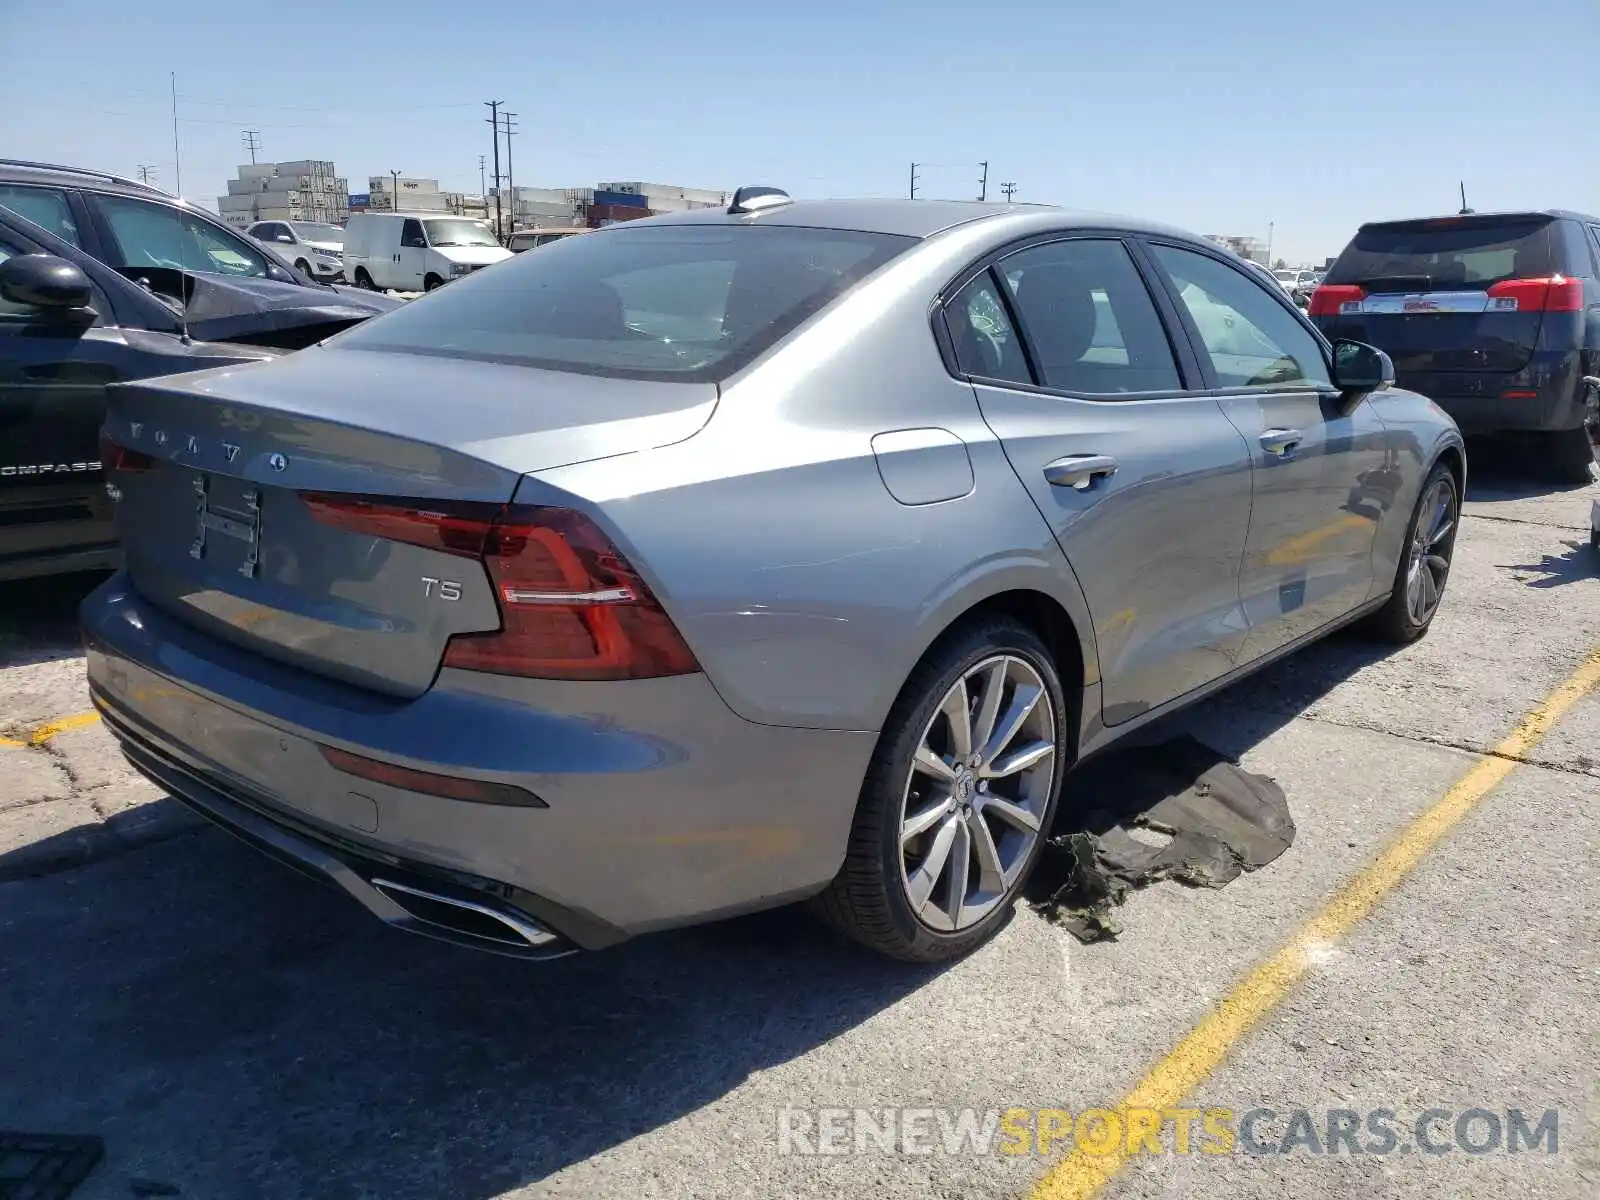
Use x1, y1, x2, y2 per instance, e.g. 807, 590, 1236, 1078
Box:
247, 220, 346, 282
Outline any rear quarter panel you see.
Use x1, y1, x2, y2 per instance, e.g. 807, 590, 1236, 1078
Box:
525, 220, 1101, 732
1365, 387, 1466, 588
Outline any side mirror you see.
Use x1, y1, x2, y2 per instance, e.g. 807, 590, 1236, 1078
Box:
0, 254, 95, 313
1332, 339, 1394, 396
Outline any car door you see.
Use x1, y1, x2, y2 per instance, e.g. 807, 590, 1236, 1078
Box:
397, 218, 429, 289
947, 235, 1256, 726
1145, 240, 1388, 659
0, 230, 125, 574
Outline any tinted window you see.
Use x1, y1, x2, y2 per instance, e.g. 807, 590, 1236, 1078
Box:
1325, 217, 1555, 291
1000, 239, 1181, 394
98, 195, 270, 278
945, 271, 1030, 385
401, 219, 427, 248
1153, 244, 1330, 390
336, 224, 914, 383
0, 185, 80, 246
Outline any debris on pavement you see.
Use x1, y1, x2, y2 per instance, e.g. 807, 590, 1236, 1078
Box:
1029, 735, 1295, 943
0, 1131, 103, 1200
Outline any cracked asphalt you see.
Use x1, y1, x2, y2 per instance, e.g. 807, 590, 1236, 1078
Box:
0, 462, 1595, 1200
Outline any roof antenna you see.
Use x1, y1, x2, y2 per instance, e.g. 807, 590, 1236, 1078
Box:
1458, 180, 1473, 215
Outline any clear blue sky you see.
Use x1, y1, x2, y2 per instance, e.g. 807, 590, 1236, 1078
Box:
2, 0, 1594, 263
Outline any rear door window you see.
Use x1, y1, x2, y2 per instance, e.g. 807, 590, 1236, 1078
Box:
0, 184, 81, 246
945, 271, 1032, 385
998, 238, 1182, 395
1325, 217, 1555, 292
335, 224, 915, 382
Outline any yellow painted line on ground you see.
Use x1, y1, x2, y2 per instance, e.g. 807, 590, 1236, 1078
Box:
1029, 644, 1600, 1200
0, 709, 102, 748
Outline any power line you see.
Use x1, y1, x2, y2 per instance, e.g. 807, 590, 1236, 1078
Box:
240, 130, 261, 165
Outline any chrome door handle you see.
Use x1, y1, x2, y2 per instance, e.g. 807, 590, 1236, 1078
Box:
1043, 454, 1118, 490
1260, 428, 1303, 457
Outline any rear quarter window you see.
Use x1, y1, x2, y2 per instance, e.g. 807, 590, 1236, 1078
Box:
334, 224, 915, 383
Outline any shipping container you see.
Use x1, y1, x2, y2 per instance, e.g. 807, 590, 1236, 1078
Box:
592, 189, 649, 209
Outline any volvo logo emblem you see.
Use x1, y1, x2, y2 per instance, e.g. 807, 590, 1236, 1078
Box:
222, 443, 241, 463
268, 453, 288, 472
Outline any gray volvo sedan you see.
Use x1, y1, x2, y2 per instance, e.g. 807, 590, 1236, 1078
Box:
84, 188, 1464, 963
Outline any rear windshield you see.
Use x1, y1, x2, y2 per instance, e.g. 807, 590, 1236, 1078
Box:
334, 224, 916, 382
1325, 217, 1555, 292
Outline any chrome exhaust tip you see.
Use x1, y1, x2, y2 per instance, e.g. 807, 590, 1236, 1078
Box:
371, 876, 562, 953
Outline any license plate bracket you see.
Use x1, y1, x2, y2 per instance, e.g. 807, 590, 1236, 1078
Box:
190, 474, 262, 578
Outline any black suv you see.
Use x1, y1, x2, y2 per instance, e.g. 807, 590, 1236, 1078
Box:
0, 161, 399, 582
1311, 210, 1599, 481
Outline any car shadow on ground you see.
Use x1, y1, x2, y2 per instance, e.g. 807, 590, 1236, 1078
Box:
0, 822, 945, 1197
0, 570, 110, 668
1458, 433, 1597, 504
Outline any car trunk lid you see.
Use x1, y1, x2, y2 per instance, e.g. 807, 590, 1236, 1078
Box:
102, 346, 717, 698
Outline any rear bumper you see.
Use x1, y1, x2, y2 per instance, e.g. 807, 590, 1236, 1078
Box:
1397, 354, 1591, 435
81, 573, 875, 949
0, 539, 120, 583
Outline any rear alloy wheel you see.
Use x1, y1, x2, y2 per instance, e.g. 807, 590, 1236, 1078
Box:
1546, 425, 1596, 484
1368, 463, 1459, 643
812, 618, 1068, 962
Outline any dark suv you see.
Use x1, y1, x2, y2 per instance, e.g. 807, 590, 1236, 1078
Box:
0, 161, 399, 581
1311, 210, 1599, 481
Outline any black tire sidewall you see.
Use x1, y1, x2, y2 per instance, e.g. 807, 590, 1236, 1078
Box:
424, 274, 443, 291
1390, 463, 1459, 634
868, 620, 1068, 957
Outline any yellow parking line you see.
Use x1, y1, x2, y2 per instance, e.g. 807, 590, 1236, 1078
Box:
0, 709, 102, 748
1029, 644, 1600, 1200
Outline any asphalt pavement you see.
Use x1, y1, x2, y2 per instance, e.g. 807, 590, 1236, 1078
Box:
0, 462, 1595, 1200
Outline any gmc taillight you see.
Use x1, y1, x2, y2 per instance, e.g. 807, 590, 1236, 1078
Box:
1485, 276, 1583, 313
97, 432, 157, 473
300, 493, 699, 682
1309, 284, 1365, 317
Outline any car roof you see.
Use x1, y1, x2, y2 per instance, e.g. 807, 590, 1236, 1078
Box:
0, 159, 175, 201
633, 198, 1206, 242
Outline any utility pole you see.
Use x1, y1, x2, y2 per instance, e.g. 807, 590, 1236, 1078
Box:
502, 110, 519, 233
240, 130, 261, 165
909, 162, 919, 200
978, 161, 988, 202
479, 154, 487, 198
1000, 181, 1017, 203
484, 100, 504, 238
390, 169, 401, 213
1266, 220, 1275, 267
136, 164, 158, 186
170, 72, 182, 195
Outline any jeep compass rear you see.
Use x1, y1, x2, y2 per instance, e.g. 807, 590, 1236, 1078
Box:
1312, 211, 1599, 481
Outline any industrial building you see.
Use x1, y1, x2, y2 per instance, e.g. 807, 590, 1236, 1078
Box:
1205, 233, 1269, 264
215, 160, 349, 231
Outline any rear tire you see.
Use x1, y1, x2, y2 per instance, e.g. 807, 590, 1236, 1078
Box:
1546, 425, 1596, 484
810, 616, 1069, 963
423, 273, 444, 292
1366, 461, 1460, 644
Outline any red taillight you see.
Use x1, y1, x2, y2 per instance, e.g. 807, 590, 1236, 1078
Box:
443, 505, 700, 681
318, 743, 546, 807
301, 491, 699, 682
97, 432, 157, 473
1309, 284, 1365, 317
300, 492, 498, 557
1486, 276, 1583, 313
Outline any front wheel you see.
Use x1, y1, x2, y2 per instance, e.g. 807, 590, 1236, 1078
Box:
1366, 462, 1460, 643
353, 268, 377, 291
423, 273, 444, 292
811, 617, 1069, 962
